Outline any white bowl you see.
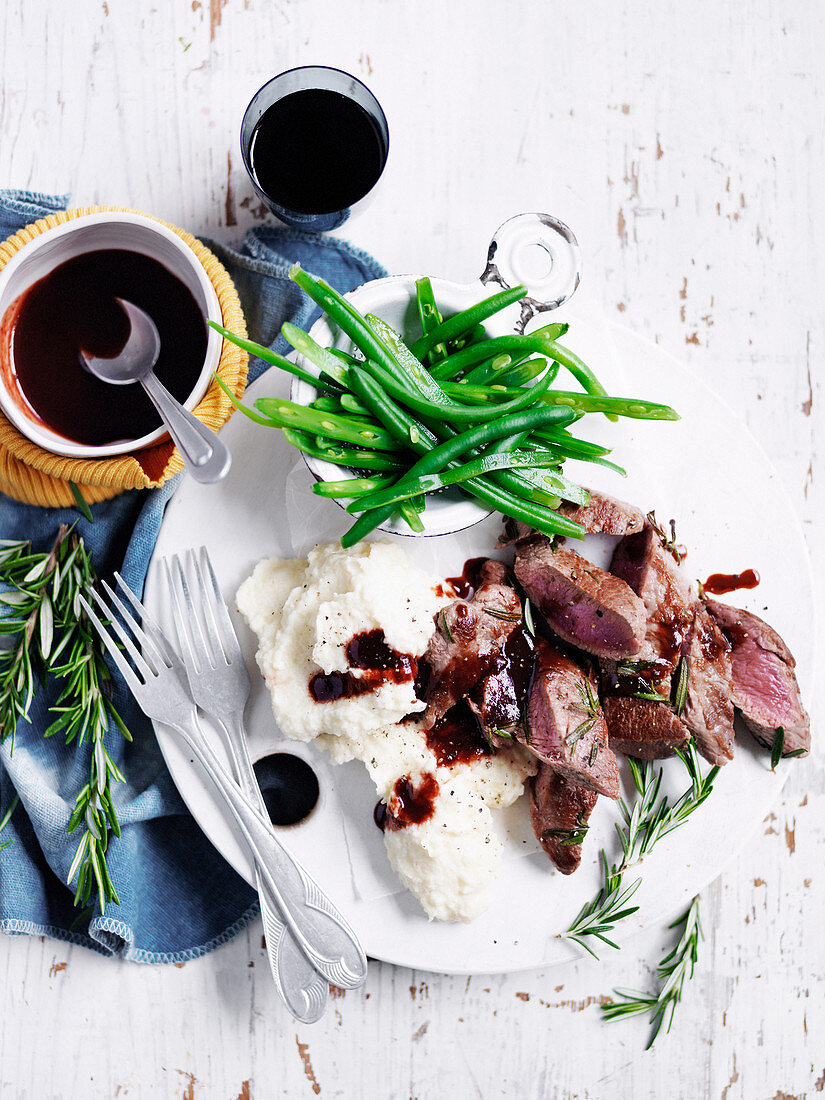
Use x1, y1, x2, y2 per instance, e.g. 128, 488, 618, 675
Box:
0, 211, 223, 458
289, 213, 583, 537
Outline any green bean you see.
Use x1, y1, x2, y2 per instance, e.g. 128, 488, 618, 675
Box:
439, 381, 678, 420
290, 266, 425, 393
311, 395, 345, 414
344, 450, 563, 512
497, 358, 553, 388
365, 314, 458, 405
313, 476, 394, 498
530, 429, 611, 457
254, 397, 399, 451
463, 353, 515, 385
491, 463, 590, 506
429, 333, 566, 381
208, 322, 339, 394
281, 429, 409, 471
280, 322, 351, 389
212, 373, 279, 426
397, 500, 425, 532
447, 323, 487, 353
340, 407, 580, 546
347, 367, 439, 454
354, 356, 557, 425
415, 277, 448, 366
408, 284, 528, 360
339, 393, 370, 416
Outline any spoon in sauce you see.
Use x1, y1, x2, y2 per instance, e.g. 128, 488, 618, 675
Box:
80, 298, 231, 482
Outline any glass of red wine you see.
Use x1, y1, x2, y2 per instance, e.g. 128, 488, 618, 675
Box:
240, 66, 389, 232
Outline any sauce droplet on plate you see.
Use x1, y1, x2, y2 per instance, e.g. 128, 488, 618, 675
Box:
253, 753, 320, 827
703, 569, 760, 595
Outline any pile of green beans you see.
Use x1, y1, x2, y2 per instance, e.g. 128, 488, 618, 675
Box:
210, 267, 678, 547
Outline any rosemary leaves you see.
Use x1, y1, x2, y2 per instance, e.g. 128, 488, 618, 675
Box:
560, 739, 718, 959
601, 896, 703, 1048
0, 526, 131, 911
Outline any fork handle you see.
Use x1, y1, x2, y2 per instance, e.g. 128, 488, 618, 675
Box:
218, 713, 330, 1020
173, 718, 367, 990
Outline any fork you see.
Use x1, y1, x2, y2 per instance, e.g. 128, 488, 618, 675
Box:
163, 547, 329, 1024
78, 576, 368, 999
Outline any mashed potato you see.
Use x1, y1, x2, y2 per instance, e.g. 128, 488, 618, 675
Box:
237, 540, 537, 922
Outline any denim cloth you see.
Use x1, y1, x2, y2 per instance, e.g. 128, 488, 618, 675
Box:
0, 190, 386, 961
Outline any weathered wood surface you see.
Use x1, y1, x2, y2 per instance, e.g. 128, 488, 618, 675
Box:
0, 0, 822, 1096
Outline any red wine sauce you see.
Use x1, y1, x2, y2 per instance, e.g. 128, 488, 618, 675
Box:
703, 569, 760, 595
4, 249, 207, 446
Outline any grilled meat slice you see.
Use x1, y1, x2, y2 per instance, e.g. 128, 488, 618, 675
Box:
514, 535, 646, 660
680, 603, 735, 765
601, 694, 689, 760
421, 575, 522, 731
558, 490, 647, 536
467, 626, 536, 746
498, 490, 646, 546
521, 637, 619, 798
529, 766, 598, 874
610, 522, 695, 675
705, 599, 810, 756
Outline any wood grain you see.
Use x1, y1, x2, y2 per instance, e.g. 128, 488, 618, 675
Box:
0, 0, 822, 1096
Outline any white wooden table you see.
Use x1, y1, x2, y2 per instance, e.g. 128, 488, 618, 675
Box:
1, 2, 823, 1097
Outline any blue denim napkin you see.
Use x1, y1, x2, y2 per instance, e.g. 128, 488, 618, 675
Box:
0, 190, 386, 961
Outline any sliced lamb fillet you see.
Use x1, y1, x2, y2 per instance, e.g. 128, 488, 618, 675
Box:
467, 626, 536, 746
529, 765, 598, 875
705, 599, 810, 755
558, 490, 646, 536
521, 637, 619, 798
514, 535, 646, 660
497, 490, 645, 547
476, 558, 512, 588
601, 695, 689, 760
610, 523, 695, 673
680, 603, 735, 766
421, 576, 522, 731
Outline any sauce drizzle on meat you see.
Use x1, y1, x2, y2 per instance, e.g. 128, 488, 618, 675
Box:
426, 700, 493, 766
445, 557, 488, 600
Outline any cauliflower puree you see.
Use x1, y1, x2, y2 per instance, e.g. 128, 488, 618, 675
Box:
237, 540, 536, 922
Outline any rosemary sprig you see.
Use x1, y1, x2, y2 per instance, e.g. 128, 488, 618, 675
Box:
481, 606, 522, 623
561, 852, 642, 958
601, 895, 702, 1048
0, 527, 131, 911
646, 510, 683, 565
0, 793, 19, 850
567, 679, 601, 747
759, 726, 807, 769
543, 808, 591, 847
672, 655, 690, 716
523, 598, 536, 638
616, 741, 718, 873
561, 739, 718, 958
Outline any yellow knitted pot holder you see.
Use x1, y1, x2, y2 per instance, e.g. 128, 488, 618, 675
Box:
0, 205, 248, 508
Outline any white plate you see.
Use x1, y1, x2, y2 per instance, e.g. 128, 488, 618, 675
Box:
143, 318, 815, 974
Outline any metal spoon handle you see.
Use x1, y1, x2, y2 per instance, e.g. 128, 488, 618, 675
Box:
140, 371, 231, 483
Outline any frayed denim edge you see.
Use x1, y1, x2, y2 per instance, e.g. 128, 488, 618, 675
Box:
0, 900, 260, 965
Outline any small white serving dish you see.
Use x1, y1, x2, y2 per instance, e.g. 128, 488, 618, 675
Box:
0, 211, 223, 458
290, 212, 582, 538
